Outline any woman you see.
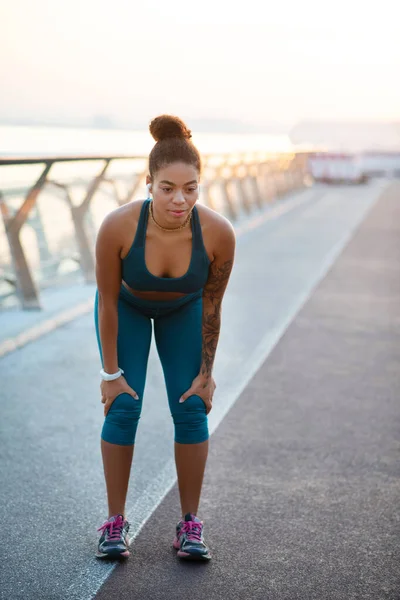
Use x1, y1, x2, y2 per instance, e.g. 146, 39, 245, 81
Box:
94, 115, 235, 561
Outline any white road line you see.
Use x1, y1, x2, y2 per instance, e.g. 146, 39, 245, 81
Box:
0, 298, 94, 358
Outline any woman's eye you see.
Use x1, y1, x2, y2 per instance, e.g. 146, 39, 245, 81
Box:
186, 187, 197, 193
162, 188, 172, 193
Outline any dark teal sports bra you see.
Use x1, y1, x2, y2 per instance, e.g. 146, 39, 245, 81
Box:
122, 199, 211, 293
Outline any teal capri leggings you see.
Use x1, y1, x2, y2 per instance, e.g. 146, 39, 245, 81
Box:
94, 284, 208, 446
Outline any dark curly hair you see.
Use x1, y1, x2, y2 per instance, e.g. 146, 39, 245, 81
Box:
148, 115, 201, 179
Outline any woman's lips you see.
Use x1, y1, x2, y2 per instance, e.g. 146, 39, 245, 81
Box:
170, 210, 186, 216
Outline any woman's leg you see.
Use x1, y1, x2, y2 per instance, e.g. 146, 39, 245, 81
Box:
100, 441, 134, 519
154, 296, 209, 517
174, 440, 208, 517
95, 292, 152, 518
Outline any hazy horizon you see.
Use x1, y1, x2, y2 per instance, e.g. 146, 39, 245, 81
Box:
1, 116, 399, 136
1, 0, 399, 131
0, 115, 292, 135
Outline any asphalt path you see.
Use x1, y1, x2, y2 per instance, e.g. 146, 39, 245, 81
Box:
96, 179, 400, 600
0, 180, 395, 600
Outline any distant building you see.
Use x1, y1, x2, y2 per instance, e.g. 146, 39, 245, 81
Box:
290, 121, 400, 152
91, 115, 115, 129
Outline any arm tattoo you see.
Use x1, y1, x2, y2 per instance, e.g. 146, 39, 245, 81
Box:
200, 259, 233, 380
203, 259, 233, 303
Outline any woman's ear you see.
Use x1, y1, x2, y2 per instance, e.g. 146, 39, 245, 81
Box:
145, 175, 152, 198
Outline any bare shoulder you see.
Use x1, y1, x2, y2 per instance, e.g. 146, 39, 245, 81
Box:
197, 203, 234, 233
100, 199, 144, 230
197, 203, 236, 258
96, 199, 145, 256
98, 200, 144, 242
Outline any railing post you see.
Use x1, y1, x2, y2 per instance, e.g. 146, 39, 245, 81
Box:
265, 165, 277, 202
220, 180, 238, 221
201, 182, 216, 211
263, 164, 273, 202
236, 175, 252, 214
0, 163, 52, 309
293, 153, 308, 188
124, 173, 146, 205
4, 239, 41, 310
275, 165, 285, 197
286, 168, 295, 192
29, 204, 53, 276
248, 166, 263, 209
248, 176, 261, 209
0, 195, 41, 309
70, 205, 96, 283
69, 159, 110, 283
257, 163, 268, 201
80, 160, 111, 213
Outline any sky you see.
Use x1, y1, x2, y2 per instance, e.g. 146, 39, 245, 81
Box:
1, 0, 399, 130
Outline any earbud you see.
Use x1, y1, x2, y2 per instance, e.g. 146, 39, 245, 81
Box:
146, 183, 152, 198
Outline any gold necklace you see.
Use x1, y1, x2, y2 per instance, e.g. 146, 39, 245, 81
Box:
149, 201, 192, 232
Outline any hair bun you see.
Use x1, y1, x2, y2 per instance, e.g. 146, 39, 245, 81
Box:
149, 115, 192, 142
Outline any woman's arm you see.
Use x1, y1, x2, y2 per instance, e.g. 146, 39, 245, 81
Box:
95, 213, 123, 374
200, 219, 236, 381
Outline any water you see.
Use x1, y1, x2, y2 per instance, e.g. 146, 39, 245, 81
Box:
0, 124, 293, 158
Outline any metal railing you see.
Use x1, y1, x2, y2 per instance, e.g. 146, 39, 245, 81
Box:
0, 151, 311, 309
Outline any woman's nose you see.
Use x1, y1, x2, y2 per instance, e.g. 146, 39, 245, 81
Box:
173, 190, 185, 203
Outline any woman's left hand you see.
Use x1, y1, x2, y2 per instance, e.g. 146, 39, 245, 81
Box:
179, 374, 216, 415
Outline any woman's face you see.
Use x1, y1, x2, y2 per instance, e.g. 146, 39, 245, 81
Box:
147, 162, 200, 226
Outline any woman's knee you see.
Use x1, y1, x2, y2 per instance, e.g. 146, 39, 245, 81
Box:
172, 394, 209, 444
101, 393, 142, 446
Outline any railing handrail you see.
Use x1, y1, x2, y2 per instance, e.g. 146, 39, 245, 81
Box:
0, 155, 147, 166
0, 149, 301, 167
0, 151, 310, 309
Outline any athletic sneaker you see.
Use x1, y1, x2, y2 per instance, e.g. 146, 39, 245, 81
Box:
96, 514, 131, 559
173, 513, 212, 560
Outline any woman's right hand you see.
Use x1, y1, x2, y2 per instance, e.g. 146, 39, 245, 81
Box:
100, 376, 139, 417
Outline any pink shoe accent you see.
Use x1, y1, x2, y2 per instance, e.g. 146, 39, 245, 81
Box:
173, 536, 180, 549
180, 520, 202, 542
97, 514, 126, 541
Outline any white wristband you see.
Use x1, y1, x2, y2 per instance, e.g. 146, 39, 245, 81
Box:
100, 368, 124, 381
